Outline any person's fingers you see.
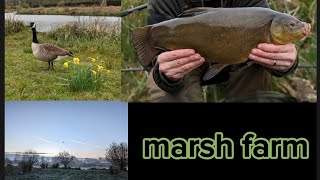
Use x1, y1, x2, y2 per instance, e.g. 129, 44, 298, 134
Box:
250, 49, 296, 62
171, 59, 205, 80
157, 49, 195, 63
257, 43, 295, 53
159, 53, 202, 71
164, 58, 205, 80
249, 54, 292, 67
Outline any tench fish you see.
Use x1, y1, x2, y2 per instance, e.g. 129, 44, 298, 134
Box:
131, 7, 311, 80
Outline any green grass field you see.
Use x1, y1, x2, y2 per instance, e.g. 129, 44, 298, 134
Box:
5, 19, 121, 100
121, 0, 317, 102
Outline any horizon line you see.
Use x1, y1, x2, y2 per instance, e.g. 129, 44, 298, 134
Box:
5, 151, 108, 159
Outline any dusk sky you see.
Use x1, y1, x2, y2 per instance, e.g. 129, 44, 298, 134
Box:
5, 101, 128, 159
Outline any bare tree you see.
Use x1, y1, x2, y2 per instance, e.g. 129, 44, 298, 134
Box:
40, 156, 49, 169
21, 150, 39, 164
56, 151, 75, 168
100, 0, 107, 6
106, 142, 128, 171
18, 149, 40, 173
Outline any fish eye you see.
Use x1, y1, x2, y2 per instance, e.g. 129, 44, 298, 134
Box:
288, 21, 296, 28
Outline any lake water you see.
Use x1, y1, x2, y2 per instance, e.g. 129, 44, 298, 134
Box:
5, 13, 121, 32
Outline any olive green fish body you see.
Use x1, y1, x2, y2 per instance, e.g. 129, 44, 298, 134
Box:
131, 7, 310, 80
150, 8, 275, 64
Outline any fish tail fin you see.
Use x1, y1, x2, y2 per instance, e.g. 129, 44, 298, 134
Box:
131, 26, 158, 67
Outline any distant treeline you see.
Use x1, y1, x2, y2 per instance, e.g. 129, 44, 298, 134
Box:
5, 0, 121, 7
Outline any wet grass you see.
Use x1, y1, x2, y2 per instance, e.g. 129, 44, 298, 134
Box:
121, 0, 317, 102
5, 168, 128, 180
5, 19, 121, 100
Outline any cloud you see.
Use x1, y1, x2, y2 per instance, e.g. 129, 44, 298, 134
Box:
32, 136, 59, 145
69, 139, 104, 149
69, 140, 88, 145
94, 145, 104, 149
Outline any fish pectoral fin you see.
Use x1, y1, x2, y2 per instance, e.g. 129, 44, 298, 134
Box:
178, 7, 220, 17
154, 47, 170, 53
203, 64, 229, 81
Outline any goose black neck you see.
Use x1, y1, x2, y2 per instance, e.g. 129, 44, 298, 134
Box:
32, 28, 38, 43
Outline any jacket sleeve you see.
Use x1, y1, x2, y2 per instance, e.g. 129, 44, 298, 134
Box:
153, 61, 185, 92
238, 0, 269, 8
263, 55, 299, 77
147, 0, 184, 25
147, 0, 187, 92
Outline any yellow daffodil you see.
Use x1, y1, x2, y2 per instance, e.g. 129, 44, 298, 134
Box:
63, 62, 69, 68
73, 57, 80, 65
97, 65, 104, 72
90, 57, 96, 63
91, 70, 97, 77
106, 70, 111, 74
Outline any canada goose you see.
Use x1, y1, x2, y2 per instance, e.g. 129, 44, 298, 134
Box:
29, 22, 73, 70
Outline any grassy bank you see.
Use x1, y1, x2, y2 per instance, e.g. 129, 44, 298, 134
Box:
14, 6, 121, 16
5, 168, 128, 180
5, 0, 121, 8
269, 0, 317, 102
121, 0, 148, 102
5, 18, 121, 100
121, 0, 317, 102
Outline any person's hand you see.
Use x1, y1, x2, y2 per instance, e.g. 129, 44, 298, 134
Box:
158, 49, 205, 81
249, 43, 297, 72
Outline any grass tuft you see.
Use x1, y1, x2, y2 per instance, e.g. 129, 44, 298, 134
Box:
5, 16, 27, 36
